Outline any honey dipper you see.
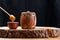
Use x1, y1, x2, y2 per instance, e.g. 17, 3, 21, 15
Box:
0, 7, 15, 22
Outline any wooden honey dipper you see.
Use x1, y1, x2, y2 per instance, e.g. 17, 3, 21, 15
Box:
0, 7, 15, 22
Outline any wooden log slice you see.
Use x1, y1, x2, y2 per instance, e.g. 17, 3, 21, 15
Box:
0, 27, 59, 38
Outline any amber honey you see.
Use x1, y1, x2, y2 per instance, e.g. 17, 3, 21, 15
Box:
20, 11, 36, 29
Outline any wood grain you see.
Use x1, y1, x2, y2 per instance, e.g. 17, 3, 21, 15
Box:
0, 26, 59, 40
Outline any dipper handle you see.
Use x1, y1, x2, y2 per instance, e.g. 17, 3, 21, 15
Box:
0, 6, 10, 16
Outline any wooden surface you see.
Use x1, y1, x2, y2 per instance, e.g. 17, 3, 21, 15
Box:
0, 37, 60, 40
0, 26, 59, 40
0, 26, 59, 30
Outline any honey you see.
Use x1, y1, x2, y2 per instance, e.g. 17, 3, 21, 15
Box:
10, 15, 16, 22
20, 11, 36, 29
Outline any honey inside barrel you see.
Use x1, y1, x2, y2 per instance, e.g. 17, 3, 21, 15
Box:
20, 11, 36, 29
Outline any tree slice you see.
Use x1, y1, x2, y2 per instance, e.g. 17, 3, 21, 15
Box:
0, 27, 59, 38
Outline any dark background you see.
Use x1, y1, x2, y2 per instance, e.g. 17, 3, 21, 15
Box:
0, 0, 60, 28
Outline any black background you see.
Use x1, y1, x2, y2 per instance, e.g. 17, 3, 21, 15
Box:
0, 0, 60, 28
